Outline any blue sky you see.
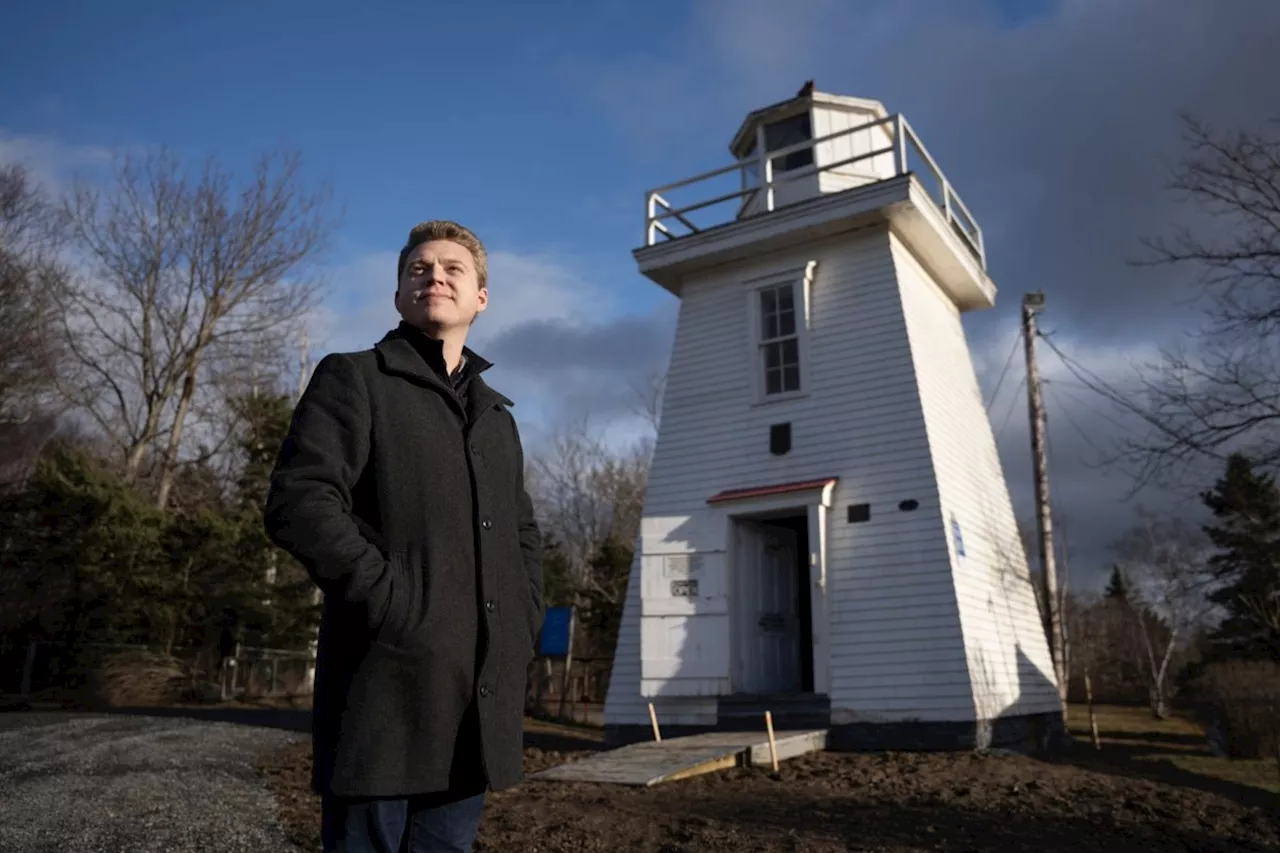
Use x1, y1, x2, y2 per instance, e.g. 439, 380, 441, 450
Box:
0, 0, 1061, 325
4, 0, 1279, 586
3, 1, 671, 291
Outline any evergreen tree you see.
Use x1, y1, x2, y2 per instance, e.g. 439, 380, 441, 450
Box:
230, 391, 296, 511
0, 442, 170, 651
1200, 453, 1280, 660
224, 390, 318, 650
538, 536, 576, 609
1104, 565, 1131, 602
577, 536, 632, 659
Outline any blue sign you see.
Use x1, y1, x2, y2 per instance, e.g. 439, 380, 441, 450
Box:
951, 516, 966, 559
538, 606, 574, 657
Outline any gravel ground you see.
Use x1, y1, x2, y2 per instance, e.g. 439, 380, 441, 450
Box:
0, 712, 306, 853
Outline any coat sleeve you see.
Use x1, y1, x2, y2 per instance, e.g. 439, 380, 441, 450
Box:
264, 353, 392, 621
510, 416, 545, 641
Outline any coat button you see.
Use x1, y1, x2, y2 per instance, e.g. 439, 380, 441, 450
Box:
481, 518, 493, 530
485, 599, 496, 613
478, 684, 491, 698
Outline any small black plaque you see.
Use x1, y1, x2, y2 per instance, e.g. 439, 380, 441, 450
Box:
758, 613, 786, 632
898, 499, 919, 512
769, 422, 791, 455
670, 579, 699, 597
847, 503, 871, 523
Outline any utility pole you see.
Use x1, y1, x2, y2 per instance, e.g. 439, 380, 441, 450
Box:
1022, 291, 1067, 713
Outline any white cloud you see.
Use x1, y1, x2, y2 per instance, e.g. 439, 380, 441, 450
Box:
302, 243, 660, 451
0, 130, 111, 192
0, 126, 661, 460
306, 247, 621, 357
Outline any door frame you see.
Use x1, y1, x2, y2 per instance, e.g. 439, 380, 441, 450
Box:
710, 479, 835, 696
731, 517, 803, 693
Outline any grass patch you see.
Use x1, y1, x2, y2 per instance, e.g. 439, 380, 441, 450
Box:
1068, 703, 1280, 795
1156, 753, 1280, 794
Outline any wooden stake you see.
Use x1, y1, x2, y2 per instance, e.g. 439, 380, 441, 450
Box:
556, 608, 577, 721
1084, 669, 1100, 750
764, 711, 780, 773
648, 702, 662, 742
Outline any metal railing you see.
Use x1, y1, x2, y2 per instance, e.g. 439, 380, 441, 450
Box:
643, 113, 985, 269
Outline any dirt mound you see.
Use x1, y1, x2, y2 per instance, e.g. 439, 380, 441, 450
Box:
260, 740, 1279, 852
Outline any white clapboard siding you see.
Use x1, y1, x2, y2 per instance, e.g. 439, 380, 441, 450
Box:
812, 103, 896, 194
891, 234, 1060, 719
607, 224, 982, 726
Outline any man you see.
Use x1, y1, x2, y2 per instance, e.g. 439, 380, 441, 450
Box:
264, 220, 544, 853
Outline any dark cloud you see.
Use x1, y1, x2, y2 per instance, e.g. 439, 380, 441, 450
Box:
561, 0, 1279, 587
986, 360, 1177, 587
847, 0, 1280, 342
482, 300, 677, 429
484, 307, 675, 374
585, 0, 1280, 337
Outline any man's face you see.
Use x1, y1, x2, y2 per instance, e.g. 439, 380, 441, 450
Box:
395, 239, 487, 333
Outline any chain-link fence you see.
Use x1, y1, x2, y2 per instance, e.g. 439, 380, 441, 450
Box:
3, 638, 316, 706
219, 645, 315, 701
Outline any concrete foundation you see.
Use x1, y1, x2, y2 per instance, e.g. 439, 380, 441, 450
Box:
605, 710, 1067, 755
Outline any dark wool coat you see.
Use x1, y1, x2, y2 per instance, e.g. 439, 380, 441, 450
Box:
264, 324, 544, 798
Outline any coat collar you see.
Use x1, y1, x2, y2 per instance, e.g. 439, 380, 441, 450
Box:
374, 325, 514, 411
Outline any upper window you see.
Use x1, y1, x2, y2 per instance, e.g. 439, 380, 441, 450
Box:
743, 112, 816, 185
746, 262, 816, 404
758, 282, 801, 396
764, 113, 815, 173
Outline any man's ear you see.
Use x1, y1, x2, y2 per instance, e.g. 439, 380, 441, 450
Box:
476, 287, 489, 313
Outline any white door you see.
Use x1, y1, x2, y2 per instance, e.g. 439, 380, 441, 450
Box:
734, 520, 802, 694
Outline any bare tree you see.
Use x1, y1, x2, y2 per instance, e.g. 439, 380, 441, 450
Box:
1064, 588, 1163, 705
1074, 115, 1280, 489
56, 148, 336, 508
1112, 510, 1220, 716
0, 164, 66, 427
531, 416, 651, 597
628, 370, 666, 434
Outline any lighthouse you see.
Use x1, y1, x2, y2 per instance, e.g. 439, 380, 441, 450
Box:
602, 84, 1062, 750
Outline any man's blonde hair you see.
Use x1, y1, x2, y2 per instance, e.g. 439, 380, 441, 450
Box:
396, 220, 488, 290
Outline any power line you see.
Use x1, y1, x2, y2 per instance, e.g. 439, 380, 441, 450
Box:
1036, 330, 1130, 407
1051, 382, 1141, 441
1043, 380, 1110, 458
1037, 330, 1151, 442
994, 376, 1027, 442
985, 329, 1023, 412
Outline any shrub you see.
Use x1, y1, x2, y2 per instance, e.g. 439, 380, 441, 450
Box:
84, 649, 186, 708
1191, 659, 1280, 760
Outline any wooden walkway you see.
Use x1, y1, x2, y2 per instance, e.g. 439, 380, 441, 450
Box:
530, 729, 828, 787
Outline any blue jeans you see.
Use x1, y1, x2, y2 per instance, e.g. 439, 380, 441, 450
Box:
320, 789, 487, 853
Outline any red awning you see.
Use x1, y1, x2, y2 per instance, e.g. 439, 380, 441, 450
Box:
706, 477, 837, 504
